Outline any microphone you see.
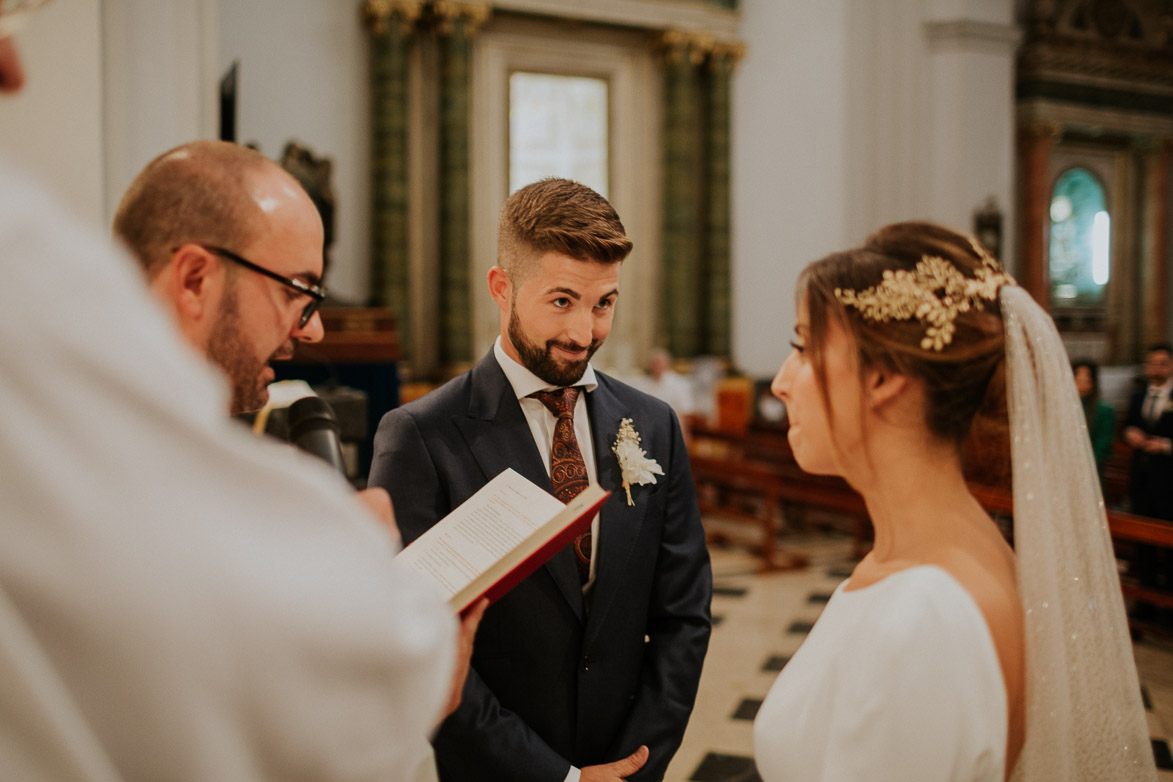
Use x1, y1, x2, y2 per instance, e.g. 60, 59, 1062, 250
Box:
287, 396, 347, 476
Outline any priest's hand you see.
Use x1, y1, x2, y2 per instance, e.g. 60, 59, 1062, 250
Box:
580, 746, 649, 781
441, 598, 488, 722
355, 487, 399, 544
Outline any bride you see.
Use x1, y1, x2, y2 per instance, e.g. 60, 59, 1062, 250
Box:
753, 222, 1155, 782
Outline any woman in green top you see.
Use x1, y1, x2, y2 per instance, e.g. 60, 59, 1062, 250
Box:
1073, 360, 1116, 480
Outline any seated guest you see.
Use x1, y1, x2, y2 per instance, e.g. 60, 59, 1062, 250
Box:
1073, 359, 1116, 482
631, 348, 697, 440
754, 222, 1154, 782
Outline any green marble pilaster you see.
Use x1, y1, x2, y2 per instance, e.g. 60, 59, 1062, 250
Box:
365, 1, 419, 352
432, 3, 488, 367
437, 13, 475, 365
702, 47, 738, 357
660, 36, 705, 358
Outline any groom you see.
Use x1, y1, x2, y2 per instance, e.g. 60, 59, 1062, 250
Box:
369, 178, 711, 782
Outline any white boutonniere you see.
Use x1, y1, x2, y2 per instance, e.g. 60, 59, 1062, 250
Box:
612, 418, 664, 506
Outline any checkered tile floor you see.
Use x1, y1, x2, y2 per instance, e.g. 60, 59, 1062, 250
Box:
664, 532, 1173, 782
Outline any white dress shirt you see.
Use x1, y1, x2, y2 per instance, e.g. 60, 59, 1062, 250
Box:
493, 338, 606, 782
1144, 379, 1173, 423
493, 336, 601, 590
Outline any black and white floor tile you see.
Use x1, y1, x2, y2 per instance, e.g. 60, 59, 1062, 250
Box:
663, 532, 1173, 782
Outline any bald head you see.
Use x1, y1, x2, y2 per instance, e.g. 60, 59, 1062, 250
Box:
113, 140, 308, 278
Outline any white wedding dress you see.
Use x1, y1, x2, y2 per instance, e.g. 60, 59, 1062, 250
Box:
753, 565, 1006, 782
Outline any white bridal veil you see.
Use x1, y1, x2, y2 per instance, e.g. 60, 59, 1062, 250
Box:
1002, 285, 1156, 781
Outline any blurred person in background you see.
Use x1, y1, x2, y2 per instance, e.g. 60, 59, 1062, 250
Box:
1073, 359, 1115, 483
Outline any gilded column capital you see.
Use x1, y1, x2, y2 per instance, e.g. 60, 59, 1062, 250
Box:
1020, 122, 1062, 142
708, 41, 746, 71
433, 1, 491, 36
658, 30, 715, 65
362, 0, 423, 37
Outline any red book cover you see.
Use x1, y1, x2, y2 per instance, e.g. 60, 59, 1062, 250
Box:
459, 489, 608, 615
396, 469, 611, 616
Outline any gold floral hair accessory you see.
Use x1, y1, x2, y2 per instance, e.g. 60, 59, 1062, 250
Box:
833, 238, 1016, 351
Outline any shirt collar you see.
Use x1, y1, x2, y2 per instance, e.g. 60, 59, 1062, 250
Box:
493, 335, 598, 400
1150, 379, 1173, 396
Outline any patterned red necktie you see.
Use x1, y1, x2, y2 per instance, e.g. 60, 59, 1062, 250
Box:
529, 387, 591, 584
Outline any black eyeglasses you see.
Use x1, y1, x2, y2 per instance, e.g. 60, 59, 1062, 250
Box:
197, 244, 326, 329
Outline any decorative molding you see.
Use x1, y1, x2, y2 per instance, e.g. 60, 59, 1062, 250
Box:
924, 20, 1022, 52
659, 29, 715, 64
658, 30, 745, 68
362, 0, 424, 36
1019, 39, 1173, 89
487, 0, 739, 38
1017, 98, 1173, 136
1020, 121, 1066, 141
709, 41, 747, 70
433, 1, 491, 36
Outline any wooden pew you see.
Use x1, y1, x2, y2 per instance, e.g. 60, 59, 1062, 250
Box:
968, 484, 1173, 611
689, 423, 869, 570
690, 423, 1173, 617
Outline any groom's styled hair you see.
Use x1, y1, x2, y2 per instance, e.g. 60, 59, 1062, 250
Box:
497, 177, 633, 285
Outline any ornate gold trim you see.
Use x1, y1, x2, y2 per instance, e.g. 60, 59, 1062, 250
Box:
433, 1, 492, 36
709, 41, 747, 70
659, 30, 714, 65
362, 0, 424, 37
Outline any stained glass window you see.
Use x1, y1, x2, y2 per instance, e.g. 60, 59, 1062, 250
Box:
1049, 167, 1110, 308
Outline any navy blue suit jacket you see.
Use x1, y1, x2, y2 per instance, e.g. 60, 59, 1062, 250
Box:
369, 350, 712, 782
1124, 384, 1173, 520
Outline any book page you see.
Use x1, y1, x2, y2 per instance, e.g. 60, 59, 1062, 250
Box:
397, 469, 564, 600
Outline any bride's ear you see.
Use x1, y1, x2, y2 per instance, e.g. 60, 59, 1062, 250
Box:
866, 368, 908, 409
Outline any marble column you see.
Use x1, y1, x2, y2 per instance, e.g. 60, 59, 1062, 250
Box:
1142, 139, 1172, 344
701, 43, 743, 357
660, 31, 708, 358
434, 2, 490, 367
1017, 124, 1055, 307
365, 1, 421, 352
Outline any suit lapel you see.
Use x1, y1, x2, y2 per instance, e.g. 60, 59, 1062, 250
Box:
455, 352, 585, 621
583, 377, 650, 642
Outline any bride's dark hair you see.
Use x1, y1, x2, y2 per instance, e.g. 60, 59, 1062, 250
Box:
799, 221, 1010, 480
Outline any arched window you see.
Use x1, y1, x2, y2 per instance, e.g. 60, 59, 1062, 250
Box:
1049, 167, 1110, 309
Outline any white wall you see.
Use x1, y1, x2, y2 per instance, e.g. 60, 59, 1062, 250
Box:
5, 1, 1021, 373
0, 0, 104, 228
731, 0, 1017, 378
102, 0, 217, 225
732, 0, 851, 378
218, 0, 371, 304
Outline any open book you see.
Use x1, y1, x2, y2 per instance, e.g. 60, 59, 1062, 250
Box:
396, 468, 609, 615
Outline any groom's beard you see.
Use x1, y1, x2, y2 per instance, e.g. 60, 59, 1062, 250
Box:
509, 305, 600, 387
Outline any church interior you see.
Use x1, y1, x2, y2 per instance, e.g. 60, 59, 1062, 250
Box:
4, 0, 1173, 779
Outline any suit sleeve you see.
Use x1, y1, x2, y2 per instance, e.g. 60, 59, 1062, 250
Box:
369, 408, 575, 782
606, 411, 712, 781
1123, 390, 1146, 435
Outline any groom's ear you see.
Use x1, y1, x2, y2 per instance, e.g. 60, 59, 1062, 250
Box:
488, 266, 512, 310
